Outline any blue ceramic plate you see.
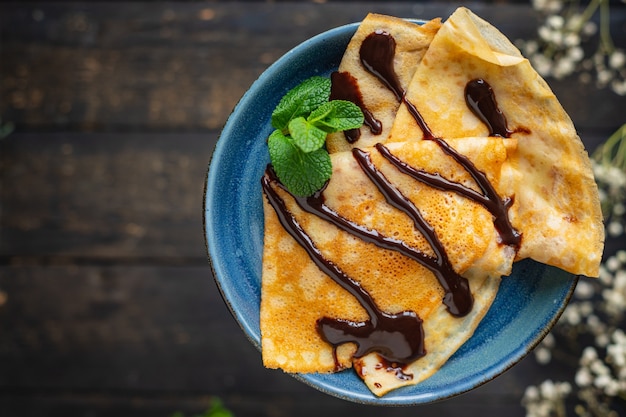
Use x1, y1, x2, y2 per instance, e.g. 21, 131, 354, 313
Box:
204, 21, 577, 405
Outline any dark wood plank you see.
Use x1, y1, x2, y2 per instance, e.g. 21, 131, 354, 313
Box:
0, 264, 572, 417
0, 391, 533, 417
1, 2, 624, 416
0, 265, 270, 393
0, 132, 214, 261
0, 129, 614, 262
2, 3, 623, 133
0, 264, 474, 392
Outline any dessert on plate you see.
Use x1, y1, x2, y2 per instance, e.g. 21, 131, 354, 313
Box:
259, 7, 604, 397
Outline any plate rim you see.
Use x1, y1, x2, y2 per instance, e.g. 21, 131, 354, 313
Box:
203, 19, 578, 405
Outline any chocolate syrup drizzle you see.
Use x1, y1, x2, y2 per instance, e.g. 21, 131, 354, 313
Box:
358, 30, 521, 248
330, 71, 382, 143
351, 148, 472, 317
359, 29, 404, 102
465, 78, 531, 138
260, 29, 524, 373
465, 78, 512, 138
262, 167, 426, 367
375, 143, 519, 247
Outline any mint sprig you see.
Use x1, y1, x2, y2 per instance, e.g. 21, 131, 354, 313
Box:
268, 130, 332, 197
287, 117, 327, 153
271, 76, 331, 131
267, 76, 364, 197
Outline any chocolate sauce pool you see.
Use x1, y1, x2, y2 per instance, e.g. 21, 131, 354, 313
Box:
330, 71, 382, 142
359, 29, 404, 101
465, 78, 512, 138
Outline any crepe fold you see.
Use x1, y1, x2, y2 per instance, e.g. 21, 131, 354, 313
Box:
260, 7, 604, 397
388, 7, 604, 277
326, 13, 441, 153
261, 138, 516, 395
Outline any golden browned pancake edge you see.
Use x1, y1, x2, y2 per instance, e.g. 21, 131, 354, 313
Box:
326, 13, 441, 153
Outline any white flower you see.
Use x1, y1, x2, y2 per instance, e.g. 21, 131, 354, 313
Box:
567, 44, 584, 61
596, 333, 611, 348
559, 381, 572, 395
579, 301, 593, 316
608, 221, 624, 237
594, 373, 612, 389
607, 341, 626, 368
599, 264, 613, 285
606, 166, 626, 187
566, 13, 583, 31
606, 256, 622, 272
597, 69, 614, 86
590, 358, 611, 376
538, 25, 554, 43
543, 332, 556, 348
531, 53, 554, 77
604, 379, 621, 396
533, 0, 564, 13
547, 14, 565, 30
602, 288, 625, 316
524, 40, 540, 55
576, 367, 593, 387
586, 313, 601, 328
540, 379, 557, 399
535, 347, 552, 365
582, 346, 598, 364
554, 57, 577, 78
615, 269, 626, 287
575, 280, 595, 299
582, 21, 598, 36
609, 50, 626, 70
614, 77, 626, 96
563, 304, 582, 325
524, 384, 540, 401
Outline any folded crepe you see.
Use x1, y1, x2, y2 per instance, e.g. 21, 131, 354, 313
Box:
260, 7, 604, 397
387, 7, 604, 277
326, 13, 441, 153
261, 138, 516, 396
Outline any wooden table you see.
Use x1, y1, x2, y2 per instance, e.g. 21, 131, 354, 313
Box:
1, 2, 624, 416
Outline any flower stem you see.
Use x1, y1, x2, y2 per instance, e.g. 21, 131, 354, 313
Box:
593, 123, 626, 171
599, 0, 615, 54
578, 0, 602, 31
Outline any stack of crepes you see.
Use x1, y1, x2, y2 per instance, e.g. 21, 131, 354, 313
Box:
260, 7, 605, 397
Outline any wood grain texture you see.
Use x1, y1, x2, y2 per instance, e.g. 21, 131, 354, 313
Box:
0, 1, 624, 416
0, 264, 565, 417
0, 132, 213, 261
3, 3, 623, 133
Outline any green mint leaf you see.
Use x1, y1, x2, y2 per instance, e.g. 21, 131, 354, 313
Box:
307, 100, 364, 133
288, 116, 327, 153
271, 76, 331, 130
268, 129, 332, 197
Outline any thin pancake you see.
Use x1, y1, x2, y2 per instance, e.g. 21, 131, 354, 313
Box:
388, 7, 604, 277
261, 138, 515, 392
326, 13, 441, 154
354, 271, 500, 396
260, 7, 604, 398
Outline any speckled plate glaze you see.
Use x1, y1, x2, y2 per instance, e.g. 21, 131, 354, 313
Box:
203, 21, 578, 405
